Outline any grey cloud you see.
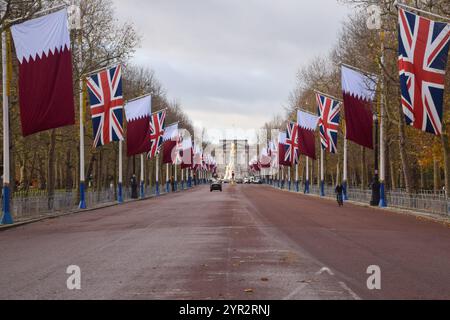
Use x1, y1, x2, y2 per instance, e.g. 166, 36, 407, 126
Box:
112, 0, 351, 136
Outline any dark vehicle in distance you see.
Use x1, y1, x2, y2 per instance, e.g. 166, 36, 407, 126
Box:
210, 180, 223, 192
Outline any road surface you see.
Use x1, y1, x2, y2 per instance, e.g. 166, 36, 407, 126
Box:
0, 184, 449, 300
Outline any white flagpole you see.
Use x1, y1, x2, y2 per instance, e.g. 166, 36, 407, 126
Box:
174, 163, 178, 191
166, 163, 169, 193
295, 162, 299, 192
1, 26, 12, 225
140, 154, 145, 198
155, 153, 160, 195
77, 7, 86, 210
343, 136, 348, 200
181, 168, 184, 190
305, 157, 310, 194
320, 148, 325, 196
288, 166, 291, 191
379, 31, 387, 207
118, 141, 123, 203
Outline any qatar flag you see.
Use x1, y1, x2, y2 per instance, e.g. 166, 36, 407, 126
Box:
297, 110, 319, 160
278, 132, 290, 166
124, 95, 152, 157
181, 137, 193, 169
162, 123, 179, 164
11, 9, 75, 137
341, 65, 378, 149
260, 147, 271, 168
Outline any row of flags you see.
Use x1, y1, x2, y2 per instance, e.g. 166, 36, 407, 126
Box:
255, 6, 449, 172
6, 6, 450, 170
8, 8, 219, 169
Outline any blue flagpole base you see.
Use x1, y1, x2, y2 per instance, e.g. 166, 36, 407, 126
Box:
79, 182, 87, 209
118, 183, 123, 204
379, 182, 387, 207
140, 182, 145, 199
295, 181, 299, 192
305, 180, 310, 194
181, 181, 185, 190
320, 181, 325, 197
1, 185, 13, 225
156, 183, 160, 196
174, 182, 178, 192
188, 177, 192, 188
343, 181, 349, 201
166, 182, 170, 193
288, 181, 292, 191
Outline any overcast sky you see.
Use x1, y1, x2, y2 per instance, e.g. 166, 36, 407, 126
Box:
112, 0, 352, 142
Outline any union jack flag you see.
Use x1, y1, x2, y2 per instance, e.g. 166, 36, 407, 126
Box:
316, 93, 341, 154
148, 109, 166, 159
285, 121, 300, 165
398, 8, 450, 136
86, 65, 124, 148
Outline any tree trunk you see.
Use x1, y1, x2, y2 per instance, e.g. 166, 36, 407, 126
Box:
397, 103, 413, 193
65, 149, 73, 191
361, 147, 366, 190
47, 129, 57, 210
419, 165, 424, 190
434, 156, 440, 192
441, 129, 450, 198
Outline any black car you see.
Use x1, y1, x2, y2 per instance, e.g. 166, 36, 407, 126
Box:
210, 180, 222, 192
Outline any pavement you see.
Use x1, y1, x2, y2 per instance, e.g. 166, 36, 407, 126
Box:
0, 184, 449, 300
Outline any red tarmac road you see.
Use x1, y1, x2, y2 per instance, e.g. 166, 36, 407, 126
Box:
0, 184, 449, 300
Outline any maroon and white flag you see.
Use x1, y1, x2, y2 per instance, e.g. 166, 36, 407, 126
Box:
181, 137, 193, 169
162, 123, 178, 164
278, 132, 290, 166
341, 65, 378, 149
297, 110, 319, 160
11, 9, 75, 137
124, 95, 152, 157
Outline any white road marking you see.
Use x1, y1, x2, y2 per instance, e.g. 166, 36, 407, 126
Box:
316, 267, 334, 276
338, 281, 362, 300
282, 283, 308, 300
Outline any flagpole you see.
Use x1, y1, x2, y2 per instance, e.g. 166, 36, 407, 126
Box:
320, 148, 325, 197
305, 157, 310, 194
288, 166, 291, 191
165, 163, 169, 193
181, 168, 184, 190
295, 162, 299, 192
118, 140, 123, 203
343, 136, 348, 201
1, 26, 12, 225
379, 30, 387, 207
394, 1, 450, 22
155, 153, 160, 196
76, 4, 86, 210
174, 163, 178, 191
140, 154, 145, 198
186, 168, 189, 188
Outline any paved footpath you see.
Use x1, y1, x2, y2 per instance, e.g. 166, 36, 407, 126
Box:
0, 185, 449, 300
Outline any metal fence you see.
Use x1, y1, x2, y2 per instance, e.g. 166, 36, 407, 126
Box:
273, 181, 450, 217
7, 184, 169, 223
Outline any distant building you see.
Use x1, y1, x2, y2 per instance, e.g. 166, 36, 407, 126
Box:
216, 140, 250, 178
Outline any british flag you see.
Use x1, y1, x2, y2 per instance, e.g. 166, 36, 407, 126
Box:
316, 93, 341, 154
86, 65, 124, 148
285, 121, 300, 165
148, 109, 166, 159
398, 8, 450, 136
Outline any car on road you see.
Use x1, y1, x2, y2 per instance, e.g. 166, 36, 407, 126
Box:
210, 180, 223, 192
253, 178, 262, 184
236, 178, 244, 184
